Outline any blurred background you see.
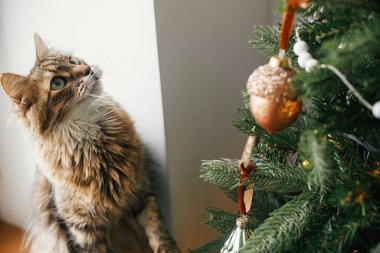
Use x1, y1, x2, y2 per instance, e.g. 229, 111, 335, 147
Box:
0, 0, 275, 251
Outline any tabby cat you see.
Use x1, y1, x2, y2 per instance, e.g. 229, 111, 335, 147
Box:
0, 34, 180, 253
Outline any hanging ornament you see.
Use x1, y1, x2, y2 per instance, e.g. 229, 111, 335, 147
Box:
220, 216, 250, 253
220, 134, 257, 253
246, 0, 309, 134
246, 56, 302, 134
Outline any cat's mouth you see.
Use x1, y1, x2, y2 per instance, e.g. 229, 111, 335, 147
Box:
90, 66, 103, 81
76, 66, 102, 98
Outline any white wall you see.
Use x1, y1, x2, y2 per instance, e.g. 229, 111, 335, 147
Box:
0, 0, 170, 229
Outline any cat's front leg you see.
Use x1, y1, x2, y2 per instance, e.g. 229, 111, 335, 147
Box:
66, 224, 113, 253
137, 196, 181, 253
26, 171, 70, 253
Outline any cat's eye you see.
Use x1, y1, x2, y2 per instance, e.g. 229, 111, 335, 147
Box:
51, 77, 66, 90
69, 57, 81, 65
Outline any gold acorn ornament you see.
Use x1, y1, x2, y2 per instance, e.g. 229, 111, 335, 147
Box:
246, 0, 309, 134
246, 56, 302, 134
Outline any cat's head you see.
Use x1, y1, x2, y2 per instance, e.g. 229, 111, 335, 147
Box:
0, 33, 102, 134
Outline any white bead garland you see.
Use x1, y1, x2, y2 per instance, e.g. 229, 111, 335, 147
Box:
305, 59, 319, 72
294, 40, 318, 70
372, 101, 380, 119
293, 41, 309, 56
293, 28, 378, 119
298, 52, 313, 68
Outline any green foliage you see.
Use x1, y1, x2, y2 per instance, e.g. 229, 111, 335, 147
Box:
325, 213, 379, 252
203, 208, 260, 234
249, 154, 307, 193
241, 191, 319, 253
190, 238, 225, 253
233, 106, 308, 162
250, 191, 282, 222
195, 0, 380, 252
299, 211, 380, 253
203, 208, 241, 234
200, 159, 240, 202
298, 130, 335, 196
249, 26, 280, 57
200, 156, 307, 195
249, 25, 298, 63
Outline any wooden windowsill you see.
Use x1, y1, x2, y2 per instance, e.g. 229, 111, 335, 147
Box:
0, 221, 29, 253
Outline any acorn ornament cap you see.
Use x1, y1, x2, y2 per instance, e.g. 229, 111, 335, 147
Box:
246, 56, 302, 134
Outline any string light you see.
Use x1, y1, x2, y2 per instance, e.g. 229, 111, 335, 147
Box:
302, 160, 310, 168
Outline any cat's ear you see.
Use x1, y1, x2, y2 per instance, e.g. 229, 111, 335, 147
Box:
0, 73, 26, 104
34, 33, 50, 64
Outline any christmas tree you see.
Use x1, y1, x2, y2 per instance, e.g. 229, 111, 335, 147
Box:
193, 0, 380, 252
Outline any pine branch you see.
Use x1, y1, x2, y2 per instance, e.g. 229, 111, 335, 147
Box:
233, 108, 255, 135
251, 191, 283, 222
250, 154, 307, 194
320, 16, 380, 73
190, 238, 225, 253
249, 26, 280, 57
241, 191, 319, 253
203, 208, 241, 234
200, 157, 307, 195
316, 212, 380, 252
287, 204, 334, 253
299, 131, 335, 196
200, 159, 240, 202
370, 242, 380, 253
331, 214, 377, 251
203, 208, 260, 235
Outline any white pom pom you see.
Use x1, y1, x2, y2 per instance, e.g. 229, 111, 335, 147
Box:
305, 59, 319, 72
293, 41, 309, 56
372, 101, 380, 119
298, 52, 313, 68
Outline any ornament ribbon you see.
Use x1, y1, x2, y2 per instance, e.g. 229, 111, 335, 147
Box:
238, 134, 258, 215
279, 0, 310, 55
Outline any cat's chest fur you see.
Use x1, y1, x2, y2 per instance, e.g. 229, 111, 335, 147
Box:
33, 97, 144, 216
35, 98, 105, 186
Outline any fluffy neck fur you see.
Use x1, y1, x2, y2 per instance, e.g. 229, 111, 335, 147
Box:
33, 96, 144, 205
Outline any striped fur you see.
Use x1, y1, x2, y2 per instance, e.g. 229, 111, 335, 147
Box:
1, 35, 179, 253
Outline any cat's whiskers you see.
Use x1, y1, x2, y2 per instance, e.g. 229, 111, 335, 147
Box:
84, 80, 110, 99
86, 93, 109, 99
78, 82, 86, 97
78, 69, 98, 97
84, 68, 100, 85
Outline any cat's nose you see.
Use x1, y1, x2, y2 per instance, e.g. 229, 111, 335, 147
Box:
72, 65, 91, 78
